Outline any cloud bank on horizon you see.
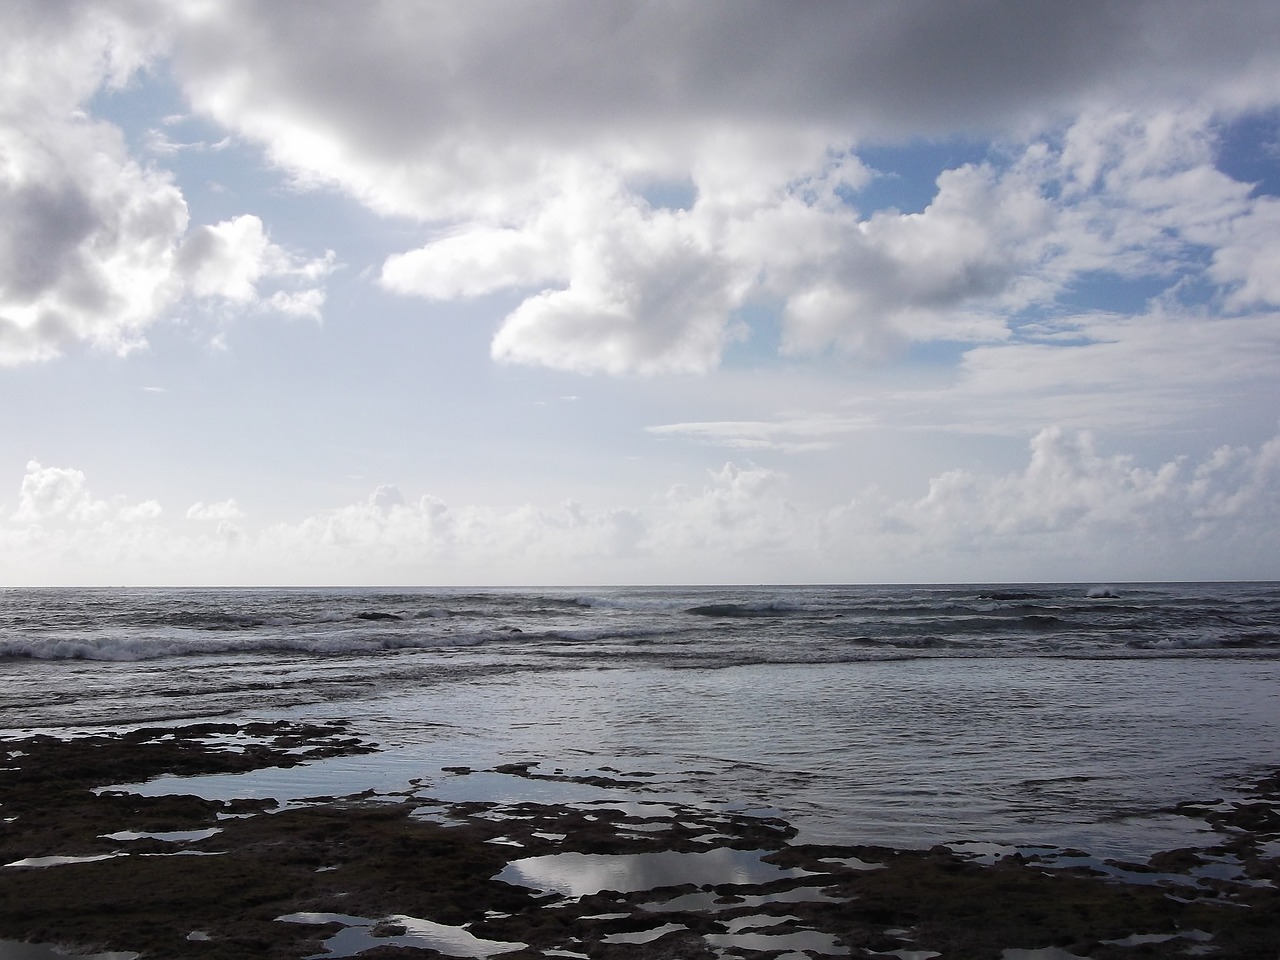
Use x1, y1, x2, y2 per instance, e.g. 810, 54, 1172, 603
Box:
1, 0, 1278, 584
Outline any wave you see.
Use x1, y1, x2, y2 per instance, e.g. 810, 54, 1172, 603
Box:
0, 629, 499, 663
3, 584, 1278, 668
684, 602, 802, 618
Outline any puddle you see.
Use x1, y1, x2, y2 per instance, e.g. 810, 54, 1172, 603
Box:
705, 928, 845, 956
99, 755, 651, 813
96, 754, 412, 806
601, 922, 686, 944
101, 829, 220, 843
723, 914, 799, 932
277, 912, 524, 959
819, 855, 884, 871
495, 847, 814, 897
4, 854, 124, 868
1103, 930, 1212, 948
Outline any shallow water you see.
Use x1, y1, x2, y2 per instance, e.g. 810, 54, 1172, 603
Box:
277, 913, 524, 959
495, 848, 814, 897
97, 653, 1280, 860
293, 655, 1280, 855
7, 584, 1280, 859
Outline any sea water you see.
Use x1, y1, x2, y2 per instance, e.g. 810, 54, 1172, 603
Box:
2, 583, 1279, 857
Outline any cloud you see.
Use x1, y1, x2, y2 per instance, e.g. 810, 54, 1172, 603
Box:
0, 3, 185, 364
186, 499, 244, 522
0, 3, 334, 365
862, 427, 1280, 579
175, 214, 335, 319
144, 1, 1280, 375
9, 427, 1275, 583
11, 460, 162, 527
917, 307, 1280, 435
0, 105, 189, 364
1204, 196, 1280, 309
378, 98, 1278, 377
4, 3, 1278, 375
166, 1, 1280, 214
647, 415, 874, 453
12, 462, 109, 523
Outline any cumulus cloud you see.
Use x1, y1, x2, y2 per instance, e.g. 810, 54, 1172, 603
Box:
0, 105, 189, 364
4, 3, 1278, 373
142, 1, 1280, 375
854, 427, 1280, 580
11, 460, 162, 527
2, 3, 1279, 585
175, 214, 335, 320
12, 462, 110, 524
1204, 197, 1280, 309
7, 429, 1276, 583
186, 499, 244, 521
0, 2, 334, 365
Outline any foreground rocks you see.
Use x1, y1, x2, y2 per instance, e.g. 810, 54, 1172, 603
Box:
1, 722, 1277, 959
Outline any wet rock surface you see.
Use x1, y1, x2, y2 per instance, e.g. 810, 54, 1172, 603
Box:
0, 722, 1277, 959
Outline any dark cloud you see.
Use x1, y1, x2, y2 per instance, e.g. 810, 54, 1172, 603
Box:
0, 182, 97, 301
171, 0, 1280, 150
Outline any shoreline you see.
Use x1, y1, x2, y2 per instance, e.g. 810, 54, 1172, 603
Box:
1, 721, 1277, 959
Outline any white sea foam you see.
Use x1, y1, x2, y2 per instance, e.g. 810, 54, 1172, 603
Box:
4, 583, 1280, 859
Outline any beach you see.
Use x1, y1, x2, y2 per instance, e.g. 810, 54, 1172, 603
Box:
2, 584, 1279, 957
1, 718, 1278, 959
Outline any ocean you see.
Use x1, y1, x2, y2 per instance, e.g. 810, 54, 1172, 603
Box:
3, 582, 1279, 860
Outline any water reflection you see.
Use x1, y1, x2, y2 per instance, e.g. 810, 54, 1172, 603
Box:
495, 847, 814, 897
277, 912, 524, 959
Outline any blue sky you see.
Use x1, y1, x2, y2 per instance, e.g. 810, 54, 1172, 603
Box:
2, 1, 1279, 585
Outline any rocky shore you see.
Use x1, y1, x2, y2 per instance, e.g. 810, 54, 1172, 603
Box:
1, 721, 1277, 959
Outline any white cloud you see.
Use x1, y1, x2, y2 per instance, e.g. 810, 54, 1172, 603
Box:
0, 107, 190, 364
146, 1, 1280, 376
177, 215, 276, 303
186, 499, 244, 522
2, 2, 1279, 586
1204, 197, 1280, 309
0, 2, 184, 364
0, 4, 335, 365
923, 307, 1280, 434
647, 415, 874, 453
381, 104, 1280, 375
176, 214, 335, 317
650, 463, 803, 559
381, 223, 566, 300
12, 462, 109, 523
118, 500, 163, 523
855, 426, 1280, 580
4, 3, 1278, 375
9, 429, 1275, 584
11, 461, 162, 528
488, 202, 745, 375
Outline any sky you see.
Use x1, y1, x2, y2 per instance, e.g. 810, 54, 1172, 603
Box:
2, 0, 1279, 586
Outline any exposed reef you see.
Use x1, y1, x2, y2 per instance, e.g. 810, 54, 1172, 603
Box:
1, 722, 1277, 959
